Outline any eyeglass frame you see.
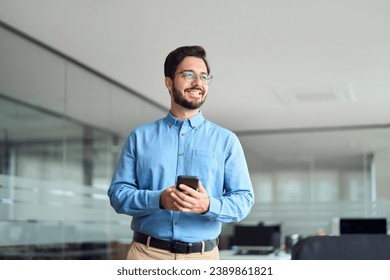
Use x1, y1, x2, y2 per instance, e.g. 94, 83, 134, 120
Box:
175, 70, 213, 85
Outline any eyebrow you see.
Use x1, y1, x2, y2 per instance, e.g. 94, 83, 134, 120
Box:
182, 69, 208, 75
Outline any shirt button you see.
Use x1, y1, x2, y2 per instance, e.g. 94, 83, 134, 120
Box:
180, 132, 185, 137
174, 222, 179, 225
178, 153, 184, 157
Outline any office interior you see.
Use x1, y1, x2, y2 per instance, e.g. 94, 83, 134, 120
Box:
1, 1, 390, 259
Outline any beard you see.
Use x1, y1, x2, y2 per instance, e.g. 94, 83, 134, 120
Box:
172, 84, 206, 110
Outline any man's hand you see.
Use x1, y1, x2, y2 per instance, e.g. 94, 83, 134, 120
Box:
160, 182, 210, 214
160, 186, 181, 211
172, 182, 210, 214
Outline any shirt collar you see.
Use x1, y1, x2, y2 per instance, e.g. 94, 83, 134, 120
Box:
165, 111, 204, 129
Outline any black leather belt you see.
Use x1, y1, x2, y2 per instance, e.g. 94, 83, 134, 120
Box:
133, 232, 218, 254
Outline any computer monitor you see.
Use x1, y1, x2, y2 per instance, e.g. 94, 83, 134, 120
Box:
230, 224, 281, 253
340, 218, 387, 234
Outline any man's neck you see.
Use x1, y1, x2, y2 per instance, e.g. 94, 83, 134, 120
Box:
170, 105, 200, 120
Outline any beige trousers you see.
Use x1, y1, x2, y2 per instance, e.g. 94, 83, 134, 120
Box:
126, 241, 220, 260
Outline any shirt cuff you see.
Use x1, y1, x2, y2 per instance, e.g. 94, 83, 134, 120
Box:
148, 190, 164, 210
202, 196, 221, 220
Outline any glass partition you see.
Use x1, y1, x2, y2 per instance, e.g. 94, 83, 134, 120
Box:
234, 126, 390, 241
0, 22, 166, 259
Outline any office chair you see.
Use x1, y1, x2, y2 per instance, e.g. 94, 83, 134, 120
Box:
291, 234, 390, 260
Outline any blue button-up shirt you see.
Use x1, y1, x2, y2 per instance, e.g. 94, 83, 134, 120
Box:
108, 111, 254, 242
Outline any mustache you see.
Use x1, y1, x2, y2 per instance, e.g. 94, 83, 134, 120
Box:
185, 86, 203, 91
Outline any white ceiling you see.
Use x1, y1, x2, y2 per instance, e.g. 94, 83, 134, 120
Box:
1, 0, 390, 164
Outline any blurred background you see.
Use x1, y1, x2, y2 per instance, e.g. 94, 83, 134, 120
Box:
1, 0, 390, 259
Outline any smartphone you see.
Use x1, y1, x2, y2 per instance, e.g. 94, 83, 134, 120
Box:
176, 175, 199, 191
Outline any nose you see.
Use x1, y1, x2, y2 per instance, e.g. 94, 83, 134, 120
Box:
191, 75, 203, 86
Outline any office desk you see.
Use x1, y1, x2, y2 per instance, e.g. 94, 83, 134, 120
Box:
219, 250, 291, 260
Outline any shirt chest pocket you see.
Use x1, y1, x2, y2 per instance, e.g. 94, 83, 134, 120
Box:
190, 150, 221, 184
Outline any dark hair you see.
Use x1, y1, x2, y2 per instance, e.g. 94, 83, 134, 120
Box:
164, 45, 210, 79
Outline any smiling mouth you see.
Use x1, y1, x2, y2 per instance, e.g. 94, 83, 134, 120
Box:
185, 88, 203, 96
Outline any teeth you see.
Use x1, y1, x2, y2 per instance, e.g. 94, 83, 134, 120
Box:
187, 90, 201, 95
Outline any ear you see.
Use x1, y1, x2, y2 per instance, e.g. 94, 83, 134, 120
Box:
165, 77, 173, 93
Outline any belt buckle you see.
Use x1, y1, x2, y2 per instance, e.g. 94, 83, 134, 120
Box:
171, 241, 193, 254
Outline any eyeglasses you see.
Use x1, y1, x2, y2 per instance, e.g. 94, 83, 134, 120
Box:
175, 70, 213, 85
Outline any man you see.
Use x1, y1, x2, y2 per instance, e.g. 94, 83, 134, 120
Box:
108, 45, 254, 260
